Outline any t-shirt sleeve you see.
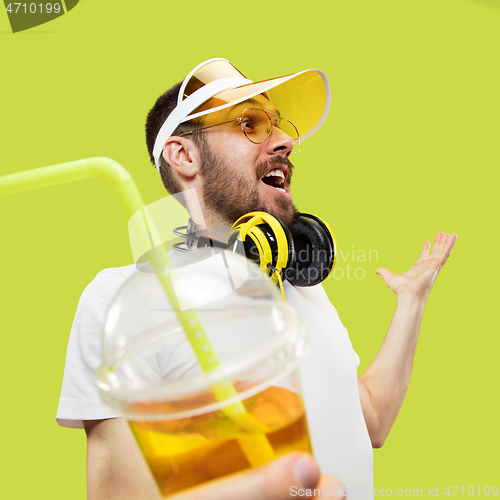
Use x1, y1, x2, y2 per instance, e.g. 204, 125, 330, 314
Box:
56, 269, 129, 429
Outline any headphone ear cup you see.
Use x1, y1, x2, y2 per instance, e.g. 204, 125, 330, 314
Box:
228, 212, 295, 284
285, 213, 336, 287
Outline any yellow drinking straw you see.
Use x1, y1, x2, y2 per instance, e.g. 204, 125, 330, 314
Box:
0, 157, 274, 466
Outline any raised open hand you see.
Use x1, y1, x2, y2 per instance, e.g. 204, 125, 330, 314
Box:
376, 232, 457, 300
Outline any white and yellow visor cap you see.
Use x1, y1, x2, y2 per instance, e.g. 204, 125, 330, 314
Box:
153, 58, 331, 170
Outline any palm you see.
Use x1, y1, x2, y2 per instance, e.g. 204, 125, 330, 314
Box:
376, 232, 457, 299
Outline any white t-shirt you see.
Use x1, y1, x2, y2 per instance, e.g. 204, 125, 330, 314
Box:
57, 265, 374, 499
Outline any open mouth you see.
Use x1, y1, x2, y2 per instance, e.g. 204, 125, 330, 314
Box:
260, 168, 288, 193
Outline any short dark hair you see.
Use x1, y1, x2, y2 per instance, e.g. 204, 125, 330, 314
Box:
145, 82, 205, 194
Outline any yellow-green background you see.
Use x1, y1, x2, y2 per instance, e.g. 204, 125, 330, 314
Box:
1, 0, 498, 498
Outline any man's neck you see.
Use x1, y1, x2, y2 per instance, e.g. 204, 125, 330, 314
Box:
189, 218, 232, 246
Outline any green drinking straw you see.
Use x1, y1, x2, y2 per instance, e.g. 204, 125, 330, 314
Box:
0, 157, 274, 466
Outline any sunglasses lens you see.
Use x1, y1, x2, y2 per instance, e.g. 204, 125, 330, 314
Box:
240, 109, 301, 154
241, 109, 273, 143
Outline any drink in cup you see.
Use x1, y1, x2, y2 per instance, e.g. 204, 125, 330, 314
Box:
129, 384, 310, 496
97, 250, 311, 497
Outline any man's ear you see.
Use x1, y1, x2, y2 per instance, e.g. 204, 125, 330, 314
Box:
162, 137, 201, 180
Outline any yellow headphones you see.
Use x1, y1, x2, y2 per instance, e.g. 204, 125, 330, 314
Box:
227, 211, 337, 300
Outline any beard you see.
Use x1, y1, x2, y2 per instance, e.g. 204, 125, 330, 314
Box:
199, 143, 300, 227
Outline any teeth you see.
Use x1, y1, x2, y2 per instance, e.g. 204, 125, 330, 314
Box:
276, 187, 286, 193
264, 169, 285, 185
265, 169, 285, 179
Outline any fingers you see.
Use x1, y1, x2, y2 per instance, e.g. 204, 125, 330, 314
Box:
317, 475, 346, 499
438, 233, 451, 253
437, 232, 457, 266
430, 232, 457, 264
430, 231, 444, 256
376, 268, 395, 285
448, 233, 457, 253
417, 241, 431, 262
170, 453, 345, 500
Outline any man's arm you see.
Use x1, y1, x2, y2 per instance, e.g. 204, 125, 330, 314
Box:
358, 232, 457, 448
84, 418, 162, 500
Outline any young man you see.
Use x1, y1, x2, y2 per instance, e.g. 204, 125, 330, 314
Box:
57, 59, 456, 499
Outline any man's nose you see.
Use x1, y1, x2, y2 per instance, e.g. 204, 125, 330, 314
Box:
265, 127, 295, 156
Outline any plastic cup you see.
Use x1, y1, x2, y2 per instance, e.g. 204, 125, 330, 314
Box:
96, 250, 311, 497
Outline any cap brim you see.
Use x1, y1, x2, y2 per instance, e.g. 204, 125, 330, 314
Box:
185, 69, 330, 142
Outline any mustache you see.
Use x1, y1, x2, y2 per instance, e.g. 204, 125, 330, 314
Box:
255, 156, 294, 183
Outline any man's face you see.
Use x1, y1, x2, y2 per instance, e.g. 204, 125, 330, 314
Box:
197, 95, 300, 227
